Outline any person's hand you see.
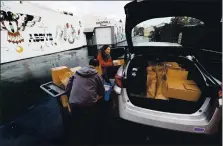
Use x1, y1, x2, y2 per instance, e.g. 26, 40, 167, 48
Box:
96, 95, 103, 100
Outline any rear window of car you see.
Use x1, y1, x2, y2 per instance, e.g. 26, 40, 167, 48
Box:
132, 17, 204, 47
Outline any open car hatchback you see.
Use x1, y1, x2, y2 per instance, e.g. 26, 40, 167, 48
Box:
113, 0, 222, 135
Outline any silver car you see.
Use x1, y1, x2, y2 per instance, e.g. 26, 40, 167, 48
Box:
113, 0, 222, 135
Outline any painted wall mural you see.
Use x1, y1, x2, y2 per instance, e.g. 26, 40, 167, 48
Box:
28, 33, 56, 51
55, 23, 81, 44
79, 21, 82, 27
0, 10, 41, 44
29, 33, 53, 42
16, 46, 24, 53
1, 1, 85, 63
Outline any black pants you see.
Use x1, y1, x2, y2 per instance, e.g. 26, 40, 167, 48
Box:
102, 66, 119, 83
69, 102, 105, 144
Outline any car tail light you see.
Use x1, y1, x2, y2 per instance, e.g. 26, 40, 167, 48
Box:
218, 85, 222, 107
218, 84, 222, 97
219, 90, 222, 98
115, 74, 122, 87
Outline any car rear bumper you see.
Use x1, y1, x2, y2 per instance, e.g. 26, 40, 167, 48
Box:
117, 88, 222, 135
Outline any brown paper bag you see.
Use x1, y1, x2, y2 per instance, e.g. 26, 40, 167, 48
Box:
154, 65, 168, 100
146, 66, 157, 98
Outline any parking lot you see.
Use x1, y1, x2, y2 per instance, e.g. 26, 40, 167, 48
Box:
0, 37, 221, 146
0, 91, 221, 146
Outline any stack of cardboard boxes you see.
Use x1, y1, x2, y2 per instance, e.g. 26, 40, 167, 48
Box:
146, 62, 201, 102
51, 66, 71, 86
51, 66, 83, 112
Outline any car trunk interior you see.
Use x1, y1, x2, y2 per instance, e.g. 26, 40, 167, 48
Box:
126, 54, 209, 114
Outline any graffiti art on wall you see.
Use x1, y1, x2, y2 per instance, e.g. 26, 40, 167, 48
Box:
28, 33, 56, 51
0, 10, 41, 44
55, 23, 81, 44
16, 46, 24, 53
29, 33, 53, 42
79, 21, 82, 27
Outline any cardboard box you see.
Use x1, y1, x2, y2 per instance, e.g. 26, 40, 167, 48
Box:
59, 72, 73, 87
70, 66, 82, 74
113, 59, 125, 66
96, 65, 102, 75
162, 79, 201, 102
164, 62, 181, 69
166, 68, 188, 80
51, 66, 70, 86
59, 66, 82, 87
